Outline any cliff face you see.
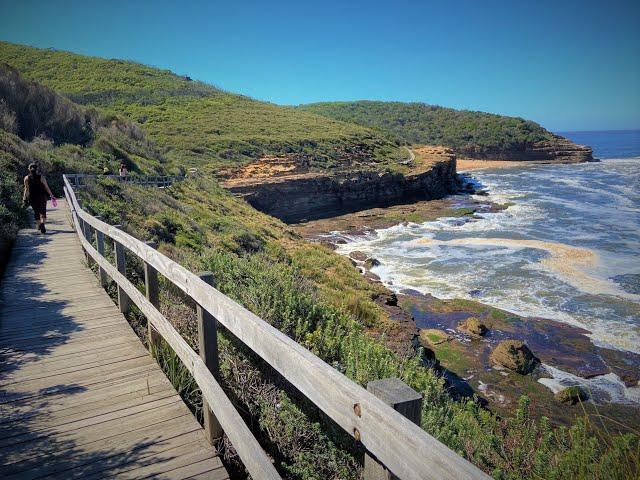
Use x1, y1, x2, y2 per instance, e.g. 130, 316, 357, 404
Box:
223, 158, 457, 223
458, 134, 595, 162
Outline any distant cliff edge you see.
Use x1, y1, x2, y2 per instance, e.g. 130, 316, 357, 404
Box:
298, 101, 595, 163
457, 134, 595, 163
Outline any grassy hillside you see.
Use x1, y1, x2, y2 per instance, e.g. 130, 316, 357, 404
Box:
0, 61, 166, 267
0, 42, 402, 171
298, 100, 555, 154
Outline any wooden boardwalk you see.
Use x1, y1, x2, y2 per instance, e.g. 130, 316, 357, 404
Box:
0, 201, 228, 479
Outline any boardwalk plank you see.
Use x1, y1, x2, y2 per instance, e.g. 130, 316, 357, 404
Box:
0, 201, 227, 479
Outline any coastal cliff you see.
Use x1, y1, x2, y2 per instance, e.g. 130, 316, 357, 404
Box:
457, 134, 595, 163
222, 156, 457, 223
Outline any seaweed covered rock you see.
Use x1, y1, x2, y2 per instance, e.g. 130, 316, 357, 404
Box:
419, 328, 451, 348
349, 251, 368, 262
490, 340, 539, 374
458, 317, 487, 337
555, 386, 589, 405
364, 257, 381, 268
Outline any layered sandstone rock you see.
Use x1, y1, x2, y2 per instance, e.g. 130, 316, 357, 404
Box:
223, 157, 457, 223
458, 134, 595, 163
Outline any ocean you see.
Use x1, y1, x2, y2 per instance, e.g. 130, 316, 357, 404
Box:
336, 130, 640, 400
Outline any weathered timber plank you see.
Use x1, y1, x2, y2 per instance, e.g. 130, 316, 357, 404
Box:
72, 211, 281, 480
1, 198, 226, 480
0, 357, 157, 402
0, 412, 196, 476
0, 303, 118, 322
0, 396, 184, 450
0, 362, 160, 406
0, 387, 177, 441
0, 349, 148, 385
74, 432, 229, 480
0, 335, 141, 363
0, 370, 169, 424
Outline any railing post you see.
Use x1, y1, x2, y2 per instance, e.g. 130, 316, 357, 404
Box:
94, 216, 108, 288
197, 271, 223, 445
363, 378, 423, 480
79, 218, 91, 264
144, 240, 162, 350
113, 225, 131, 315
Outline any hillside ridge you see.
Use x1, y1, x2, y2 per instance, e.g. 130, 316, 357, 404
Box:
298, 100, 594, 162
0, 41, 403, 173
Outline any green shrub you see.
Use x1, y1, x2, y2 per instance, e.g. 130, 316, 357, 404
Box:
298, 101, 554, 154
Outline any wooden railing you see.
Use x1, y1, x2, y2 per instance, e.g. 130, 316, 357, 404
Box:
66, 173, 183, 188
63, 174, 490, 480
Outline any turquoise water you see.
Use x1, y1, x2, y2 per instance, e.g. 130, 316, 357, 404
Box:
336, 131, 640, 355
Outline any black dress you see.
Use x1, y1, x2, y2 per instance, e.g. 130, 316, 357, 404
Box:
27, 174, 48, 219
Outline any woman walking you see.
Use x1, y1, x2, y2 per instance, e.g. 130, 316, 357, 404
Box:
23, 163, 54, 234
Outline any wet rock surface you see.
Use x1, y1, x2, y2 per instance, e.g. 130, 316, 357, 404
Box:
364, 257, 381, 268
458, 317, 487, 337
286, 169, 637, 433
419, 328, 452, 348
490, 340, 539, 374
349, 251, 368, 262
398, 290, 640, 433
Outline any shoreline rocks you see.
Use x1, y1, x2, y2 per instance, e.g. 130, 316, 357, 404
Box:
364, 257, 381, 268
458, 317, 487, 337
490, 340, 539, 374
419, 328, 452, 348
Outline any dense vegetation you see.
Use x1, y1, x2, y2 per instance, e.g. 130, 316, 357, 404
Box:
298, 101, 555, 154
1, 42, 638, 479
0, 42, 403, 172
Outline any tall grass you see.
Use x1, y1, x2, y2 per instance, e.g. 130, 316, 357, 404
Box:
150, 340, 203, 421
0, 41, 403, 172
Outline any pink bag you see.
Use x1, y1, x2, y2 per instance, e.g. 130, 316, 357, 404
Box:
51, 197, 58, 208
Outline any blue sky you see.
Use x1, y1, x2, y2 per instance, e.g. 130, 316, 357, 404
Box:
0, 0, 638, 131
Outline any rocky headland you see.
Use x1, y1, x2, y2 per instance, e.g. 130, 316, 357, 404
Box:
456, 134, 595, 163
221, 152, 457, 223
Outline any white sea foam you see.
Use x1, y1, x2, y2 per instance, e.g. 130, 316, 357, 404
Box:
538, 364, 640, 405
336, 159, 640, 361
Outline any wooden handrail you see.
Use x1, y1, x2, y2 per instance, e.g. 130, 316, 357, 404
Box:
65, 173, 184, 188
63, 174, 490, 480
64, 179, 281, 480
